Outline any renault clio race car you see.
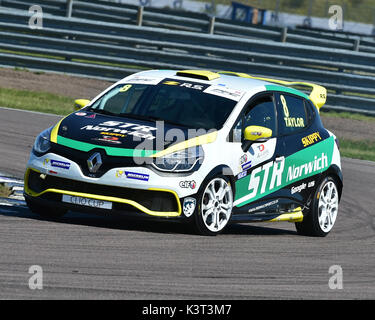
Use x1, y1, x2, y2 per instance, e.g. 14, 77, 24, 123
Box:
24, 69, 343, 236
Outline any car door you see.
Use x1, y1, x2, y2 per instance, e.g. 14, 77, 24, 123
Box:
228, 92, 285, 215
274, 91, 321, 210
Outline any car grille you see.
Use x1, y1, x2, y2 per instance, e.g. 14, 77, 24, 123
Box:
27, 170, 179, 213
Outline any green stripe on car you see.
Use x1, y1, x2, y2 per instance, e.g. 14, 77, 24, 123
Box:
56, 136, 155, 157
265, 85, 310, 100
234, 136, 335, 207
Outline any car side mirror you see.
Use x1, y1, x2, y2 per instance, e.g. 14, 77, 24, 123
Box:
74, 99, 90, 110
242, 125, 272, 152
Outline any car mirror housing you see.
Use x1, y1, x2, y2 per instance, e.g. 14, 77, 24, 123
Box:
242, 125, 272, 152
74, 99, 90, 110
244, 125, 272, 141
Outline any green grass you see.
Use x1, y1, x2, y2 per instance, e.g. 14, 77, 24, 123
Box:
0, 87, 74, 115
321, 110, 375, 122
0, 183, 11, 198
339, 139, 375, 162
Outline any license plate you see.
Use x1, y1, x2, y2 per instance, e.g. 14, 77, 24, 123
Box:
62, 195, 112, 210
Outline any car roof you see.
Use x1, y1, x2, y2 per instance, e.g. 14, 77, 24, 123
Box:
123, 69, 272, 92
122, 69, 327, 111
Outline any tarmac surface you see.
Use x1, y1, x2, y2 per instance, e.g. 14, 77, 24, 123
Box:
0, 107, 374, 299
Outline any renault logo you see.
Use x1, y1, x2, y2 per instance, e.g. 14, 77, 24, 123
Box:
87, 152, 102, 173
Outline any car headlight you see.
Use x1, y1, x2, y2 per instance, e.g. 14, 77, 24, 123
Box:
152, 146, 204, 172
33, 127, 53, 154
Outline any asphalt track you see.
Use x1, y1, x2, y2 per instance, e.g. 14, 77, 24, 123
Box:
0, 107, 374, 299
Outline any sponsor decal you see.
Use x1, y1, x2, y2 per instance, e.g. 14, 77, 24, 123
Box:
161, 78, 209, 91
257, 144, 265, 152
286, 153, 328, 182
234, 137, 334, 207
308, 180, 315, 188
51, 160, 71, 170
81, 120, 157, 140
44, 159, 71, 170
179, 83, 204, 90
179, 180, 197, 189
75, 112, 87, 116
93, 135, 122, 145
237, 171, 247, 180
163, 81, 204, 90
248, 200, 279, 213
101, 132, 125, 138
126, 76, 160, 85
204, 86, 245, 101
125, 171, 149, 181
115, 170, 124, 178
241, 161, 252, 171
183, 197, 196, 217
116, 170, 149, 181
302, 132, 322, 148
255, 143, 270, 160
240, 154, 248, 165
291, 182, 307, 194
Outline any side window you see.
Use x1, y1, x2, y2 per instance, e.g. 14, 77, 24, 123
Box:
276, 93, 308, 135
304, 99, 316, 124
232, 95, 277, 142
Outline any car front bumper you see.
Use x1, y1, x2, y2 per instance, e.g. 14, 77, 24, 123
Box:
25, 152, 204, 219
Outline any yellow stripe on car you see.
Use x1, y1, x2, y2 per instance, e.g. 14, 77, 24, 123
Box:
176, 70, 221, 81
152, 131, 218, 158
218, 71, 327, 111
24, 169, 181, 218
267, 207, 304, 223
50, 119, 63, 143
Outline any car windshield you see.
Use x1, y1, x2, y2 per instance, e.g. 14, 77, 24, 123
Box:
88, 82, 237, 130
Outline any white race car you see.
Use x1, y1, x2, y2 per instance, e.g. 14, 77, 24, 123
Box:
24, 70, 343, 236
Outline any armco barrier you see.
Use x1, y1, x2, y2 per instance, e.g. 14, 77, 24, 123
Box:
2, 27, 375, 78
0, 8, 374, 114
1, 10, 375, 68
1, 0, 374, 51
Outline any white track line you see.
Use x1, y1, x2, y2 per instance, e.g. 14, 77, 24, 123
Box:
0, 106, 62, 117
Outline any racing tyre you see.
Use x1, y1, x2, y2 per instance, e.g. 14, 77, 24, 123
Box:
194, 175, 233, 236
26, 197, 67, 219
295, 176, 339, 237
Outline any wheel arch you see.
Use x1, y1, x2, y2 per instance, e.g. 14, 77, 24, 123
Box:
324, 164, 343, 201
199, 165, 236, 197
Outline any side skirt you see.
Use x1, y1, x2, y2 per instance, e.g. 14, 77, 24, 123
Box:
230, 208, 304, 224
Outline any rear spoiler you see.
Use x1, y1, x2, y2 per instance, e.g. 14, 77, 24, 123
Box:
218, 71, 327, 111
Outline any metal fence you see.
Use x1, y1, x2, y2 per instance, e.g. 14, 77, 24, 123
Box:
2, 0, 375, 46
0, 1, 374, 114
